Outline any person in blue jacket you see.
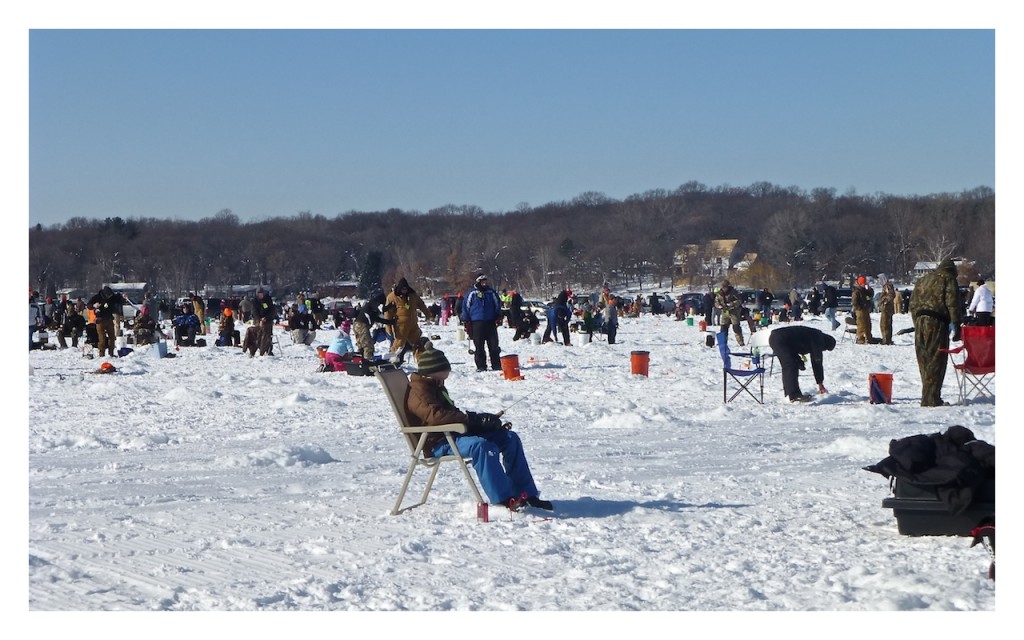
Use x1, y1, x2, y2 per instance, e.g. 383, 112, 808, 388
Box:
542, 290, 572, 345
461, 274, 503, 372
172, 304, 201, 346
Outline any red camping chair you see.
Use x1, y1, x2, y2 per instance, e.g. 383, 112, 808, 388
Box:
940, 325, 995, 404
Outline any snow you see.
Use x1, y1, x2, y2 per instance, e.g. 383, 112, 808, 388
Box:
23, 308, 1005, 632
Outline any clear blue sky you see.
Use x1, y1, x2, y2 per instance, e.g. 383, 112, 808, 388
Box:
28, 29, 994, 226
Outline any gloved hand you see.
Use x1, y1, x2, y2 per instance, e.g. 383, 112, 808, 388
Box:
952, 324, 962, 342
466, 411, 505, 434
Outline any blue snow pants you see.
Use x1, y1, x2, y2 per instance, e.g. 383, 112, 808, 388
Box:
432, 429, 539, 504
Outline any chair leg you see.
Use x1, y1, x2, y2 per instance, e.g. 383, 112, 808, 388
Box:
391, 456, 421, 515
418, 460, 443, 506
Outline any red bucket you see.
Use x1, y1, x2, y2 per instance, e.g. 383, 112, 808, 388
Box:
500, 354, 524, 380
869, 373, 893, 404
630, 350, 650, 376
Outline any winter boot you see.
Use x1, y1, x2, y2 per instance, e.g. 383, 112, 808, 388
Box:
526, 496, 554, 511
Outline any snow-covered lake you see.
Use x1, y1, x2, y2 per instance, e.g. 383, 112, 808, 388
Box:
26, 306, 998, 630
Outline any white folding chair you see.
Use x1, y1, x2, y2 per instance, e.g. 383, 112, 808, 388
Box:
375, 368, 484, 515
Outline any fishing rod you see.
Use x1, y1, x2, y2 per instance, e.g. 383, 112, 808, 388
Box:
495, 386, 539, 418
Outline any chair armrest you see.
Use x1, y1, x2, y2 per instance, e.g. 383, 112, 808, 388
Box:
939, 346, 965, 355
401, 423, 468, 434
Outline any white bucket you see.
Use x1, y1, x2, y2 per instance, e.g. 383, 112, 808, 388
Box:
152, 341, 168, 359
116, 336, 127, 350
578, 333, 591, 346
456, 327, 466, 341
530, 333, 541, 345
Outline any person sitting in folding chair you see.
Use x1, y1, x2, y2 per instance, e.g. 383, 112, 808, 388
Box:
768, 325, 837, 402
404, 343, 554, 512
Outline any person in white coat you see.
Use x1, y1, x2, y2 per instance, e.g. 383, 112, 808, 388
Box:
968, 278, 994, 326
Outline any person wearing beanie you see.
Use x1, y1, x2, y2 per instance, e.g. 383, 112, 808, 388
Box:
715, 279, 745, 347
218, 307, 241, 347
404, 343, 553, 512
461, 274, 504, 371
851, 276, 876, 344
968, 278, 994, 326
768, 326, 837, 402
385, 277, 433, 364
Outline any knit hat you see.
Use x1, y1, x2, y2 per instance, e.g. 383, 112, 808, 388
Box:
415, 342, 451, 376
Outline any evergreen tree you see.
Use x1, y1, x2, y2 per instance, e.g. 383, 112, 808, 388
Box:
359, 251, 384, 298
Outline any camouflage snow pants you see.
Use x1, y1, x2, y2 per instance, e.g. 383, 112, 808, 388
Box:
879, 305, 894, 345
914, 315, 950, 407
720, 313, 744, 346
855, 310, 874, 344
353, 321, 373, 359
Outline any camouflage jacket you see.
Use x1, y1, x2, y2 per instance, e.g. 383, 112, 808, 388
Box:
851, 285, 873, 312
909, 259, 962, 325
878, 283, 896, 309
715, 286, 742, 317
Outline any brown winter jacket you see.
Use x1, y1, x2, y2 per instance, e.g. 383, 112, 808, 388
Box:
404, 374, 469, 456
385, 279, 432, 350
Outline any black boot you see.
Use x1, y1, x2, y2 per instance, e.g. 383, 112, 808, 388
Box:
526, 496, 554, 511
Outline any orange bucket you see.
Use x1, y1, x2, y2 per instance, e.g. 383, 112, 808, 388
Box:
698, 320, 707, 332
501, 354, 524, 380
630, 350, 650, 376
869, 373, 893, 404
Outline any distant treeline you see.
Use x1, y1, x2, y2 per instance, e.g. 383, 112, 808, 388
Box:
28, 181, 995, 300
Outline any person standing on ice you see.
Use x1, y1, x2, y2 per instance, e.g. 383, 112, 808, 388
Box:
601, 294, 619, 344
385, 277, 433, 365
405, 342, 553, 512
715, 279, 745, 346
461, 274, 503, 370
910, 258, 962, 407
768, 325, 837, 402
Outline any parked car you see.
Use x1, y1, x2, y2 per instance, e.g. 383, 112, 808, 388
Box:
523, 299, 549, 315
678, 293, 705, 313
835, 288, 853, 312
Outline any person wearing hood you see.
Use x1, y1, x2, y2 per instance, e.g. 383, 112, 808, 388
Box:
461, 274, 504, 370
404, 342, 553, 512
385, 277, 433, 364
768, 326, 837, 402
910, 258, 963, 406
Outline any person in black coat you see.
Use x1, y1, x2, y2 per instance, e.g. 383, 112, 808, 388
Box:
702, 290, 715, 326
87, 285, 126, 357
768, 325, 837, 402
57, 306, 87, 349
822, 282, 840, 330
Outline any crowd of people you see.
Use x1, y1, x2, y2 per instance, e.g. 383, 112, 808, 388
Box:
29, 265, 995, 515
31, 264, 994, 410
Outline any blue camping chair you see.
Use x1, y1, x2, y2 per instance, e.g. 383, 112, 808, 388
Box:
718, 332, 766, 403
